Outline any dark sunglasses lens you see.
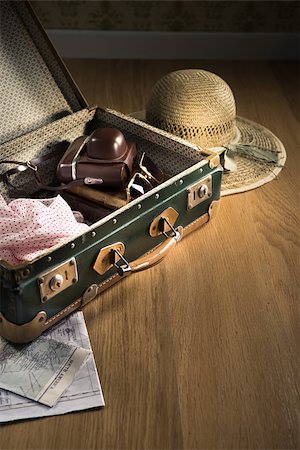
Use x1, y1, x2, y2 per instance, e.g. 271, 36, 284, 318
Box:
142, 154, 164, 183
130, 174, 152, 199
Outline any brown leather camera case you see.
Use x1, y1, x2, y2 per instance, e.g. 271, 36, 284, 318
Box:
57, 128, 137, 189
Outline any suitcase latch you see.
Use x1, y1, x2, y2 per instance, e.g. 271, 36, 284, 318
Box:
187, 175, 212, 210
38, 258, 78, 303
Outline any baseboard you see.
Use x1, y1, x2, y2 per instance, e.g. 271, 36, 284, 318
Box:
46, 30, 300, 60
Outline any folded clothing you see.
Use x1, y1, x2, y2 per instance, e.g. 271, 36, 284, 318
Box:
0, 195, 89, 265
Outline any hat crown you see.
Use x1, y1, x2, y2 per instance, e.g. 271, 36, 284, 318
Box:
146, 69, 237, 148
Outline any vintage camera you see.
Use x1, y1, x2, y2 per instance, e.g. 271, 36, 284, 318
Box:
57, 128, 137, 189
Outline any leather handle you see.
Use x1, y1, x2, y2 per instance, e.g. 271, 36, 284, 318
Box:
116, 227, 183, 276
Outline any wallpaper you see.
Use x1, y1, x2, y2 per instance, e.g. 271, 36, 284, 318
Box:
31, 1, 299, 33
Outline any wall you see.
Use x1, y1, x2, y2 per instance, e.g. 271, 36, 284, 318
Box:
30, 1, 300, 60
31, 1, 299, 33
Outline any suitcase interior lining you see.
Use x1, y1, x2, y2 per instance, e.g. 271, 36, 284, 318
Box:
0, 107, 204, 203
0, 2, 84, 146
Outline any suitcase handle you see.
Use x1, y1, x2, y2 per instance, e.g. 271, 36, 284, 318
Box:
112, 226, 183, 276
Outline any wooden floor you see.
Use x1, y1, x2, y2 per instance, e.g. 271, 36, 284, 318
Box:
1, 60, 299, 450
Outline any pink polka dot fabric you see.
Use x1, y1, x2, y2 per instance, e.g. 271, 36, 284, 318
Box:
0, 195, 89, 265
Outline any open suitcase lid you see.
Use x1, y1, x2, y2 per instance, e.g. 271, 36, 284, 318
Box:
0, 1, 88, 145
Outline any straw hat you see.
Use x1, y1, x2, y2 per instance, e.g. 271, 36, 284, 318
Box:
133, 69, 286, 196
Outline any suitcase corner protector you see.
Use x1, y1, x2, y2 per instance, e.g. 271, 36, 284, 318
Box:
0, 311, 47, 344
208, 199, 221, 219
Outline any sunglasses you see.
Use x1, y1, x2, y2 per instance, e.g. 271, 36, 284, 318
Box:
138, 152, 164, 184
126, 153, 165, 200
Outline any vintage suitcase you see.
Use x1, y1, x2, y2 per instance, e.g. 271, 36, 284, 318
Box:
0, 1, 222, 343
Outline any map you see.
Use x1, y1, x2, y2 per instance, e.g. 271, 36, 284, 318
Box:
0, 311, 105, 422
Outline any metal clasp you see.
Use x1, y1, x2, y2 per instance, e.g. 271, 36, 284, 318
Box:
110, 249, 131, 276
149, 207, 179, 237
158, 217, 177, 238
93, 242, 125, 275
27, 161, 38, 172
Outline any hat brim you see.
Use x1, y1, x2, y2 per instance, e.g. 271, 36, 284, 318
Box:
129, 111, 286, 196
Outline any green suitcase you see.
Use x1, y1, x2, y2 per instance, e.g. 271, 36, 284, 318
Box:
0, 1, 222, 343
